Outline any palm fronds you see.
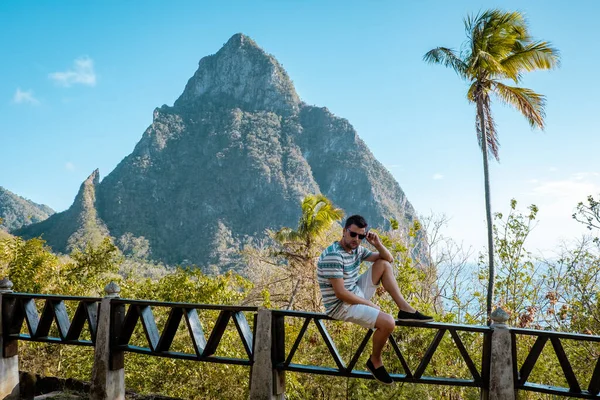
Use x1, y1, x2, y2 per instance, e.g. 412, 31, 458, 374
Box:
423, 47, 468, 78
427, 8, 559, 156
492, 82, 546, 129
274, 194, 343, 245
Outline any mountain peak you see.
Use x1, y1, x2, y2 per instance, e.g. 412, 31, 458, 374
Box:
15, 169, 109, 252
85, 169, 100, 186
77, 169, 100, 205
174, 33, 300, 114
223, 33, 257, 50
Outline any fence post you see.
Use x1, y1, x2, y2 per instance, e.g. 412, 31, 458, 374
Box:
249, 309, 285, 400
0, 278, 18, 399
91, 282, 125, 400
488, 307, 515, 400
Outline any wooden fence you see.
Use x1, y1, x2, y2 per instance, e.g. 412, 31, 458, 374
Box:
1, 279, 599, 399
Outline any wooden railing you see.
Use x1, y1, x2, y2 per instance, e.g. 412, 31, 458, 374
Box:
2, 293, 101, 351
512, 328, 600, 398
109, 299, 256, 367
271, 309, 491, 389
1, 279, 600, 399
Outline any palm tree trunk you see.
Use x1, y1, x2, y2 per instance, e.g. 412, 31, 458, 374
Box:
477, 99, 495, 324
286, 279, 301, 310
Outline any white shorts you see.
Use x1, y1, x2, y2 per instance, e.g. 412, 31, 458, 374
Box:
331, 265, 380, 330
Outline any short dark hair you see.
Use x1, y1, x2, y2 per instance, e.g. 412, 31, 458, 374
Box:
345, 215, 368, 229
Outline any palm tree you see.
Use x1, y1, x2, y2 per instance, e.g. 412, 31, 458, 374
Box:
424, 9, 559, 321
273, 194, 344, 310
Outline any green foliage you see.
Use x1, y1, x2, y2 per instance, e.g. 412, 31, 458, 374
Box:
66, 237, 122, 294
121, 266, 251, 305
0, 236, 62, 293
476, 199, 542, 326
574, 194, 600, 243
468, 199, 600, 396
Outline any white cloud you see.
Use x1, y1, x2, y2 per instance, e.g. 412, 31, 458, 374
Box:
433, 173, 444, 180
49, 57, 97, 87
12, 88, 39, 105
572, 172, 600, 181
431, 172, 600, 258
549, 167, 558, 172
65, 162, 75, 171
529, 174, 600, 215
517, 172, 600, 252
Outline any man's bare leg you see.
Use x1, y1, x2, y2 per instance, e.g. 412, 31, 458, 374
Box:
371, 259, 416, 313
370, 311, 395, 368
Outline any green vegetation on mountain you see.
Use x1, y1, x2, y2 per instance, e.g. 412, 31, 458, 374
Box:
0, 186, 54, 231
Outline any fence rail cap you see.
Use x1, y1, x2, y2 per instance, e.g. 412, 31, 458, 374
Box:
104, 281, 121, 298
491, 307, 510, 325
0, 278, 13, 293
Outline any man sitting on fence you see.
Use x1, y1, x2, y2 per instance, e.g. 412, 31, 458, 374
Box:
317, 214, 433, 385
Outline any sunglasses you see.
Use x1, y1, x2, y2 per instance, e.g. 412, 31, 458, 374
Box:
347, 230, 367, 240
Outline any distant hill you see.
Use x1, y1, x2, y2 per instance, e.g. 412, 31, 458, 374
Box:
0, 186, 54, 231
17, 33, 424, 268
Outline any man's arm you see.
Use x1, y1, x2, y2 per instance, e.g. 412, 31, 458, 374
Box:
330, 278, 380, 309
363, 231, 393, 263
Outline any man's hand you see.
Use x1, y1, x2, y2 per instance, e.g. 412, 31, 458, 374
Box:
366, 231, 382, 247
364, 231, 394, 263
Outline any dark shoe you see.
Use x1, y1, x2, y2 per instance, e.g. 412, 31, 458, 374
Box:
366, 357, 393, 385
397, 310, 433, 322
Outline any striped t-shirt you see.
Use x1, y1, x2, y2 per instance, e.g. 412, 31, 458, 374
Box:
317, 241, 373, 316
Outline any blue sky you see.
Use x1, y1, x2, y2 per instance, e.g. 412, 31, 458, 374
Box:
1, 1, 599, 256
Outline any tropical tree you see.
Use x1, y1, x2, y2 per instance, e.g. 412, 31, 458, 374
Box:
424, 9, 560, 320
273, 194, 344, 310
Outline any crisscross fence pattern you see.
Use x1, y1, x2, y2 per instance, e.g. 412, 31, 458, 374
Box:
2, 293, 101, 356
271, 310, 492, 388
0, 293, 258, 367
512, 328, 600, 399
109, 299, 257, 368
